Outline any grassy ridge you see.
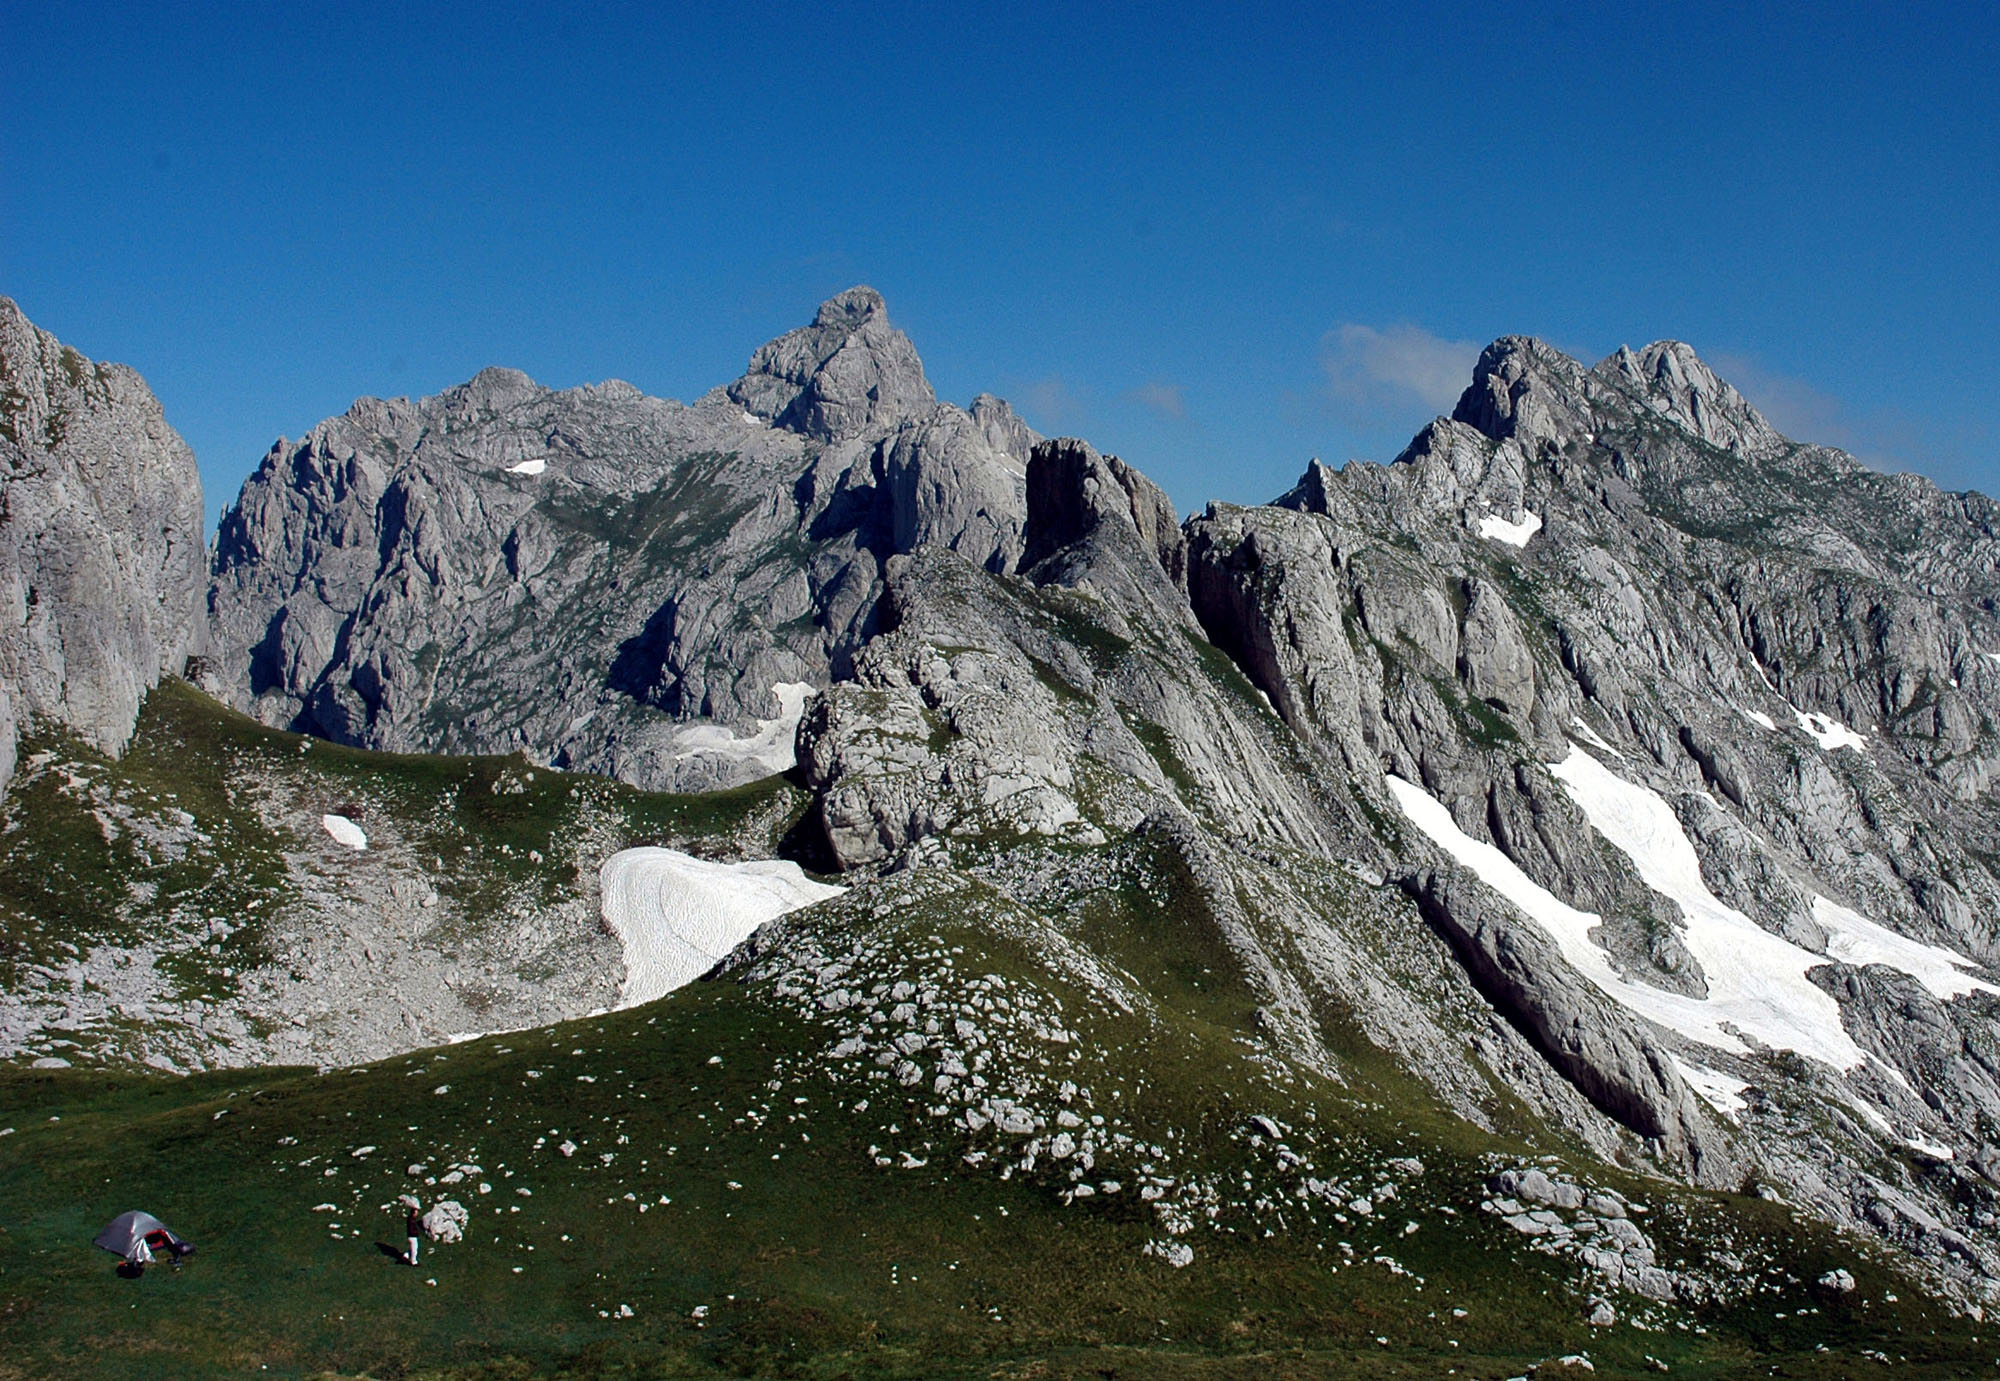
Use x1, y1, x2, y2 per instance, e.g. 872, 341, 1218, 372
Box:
2, 880, 1988, 1378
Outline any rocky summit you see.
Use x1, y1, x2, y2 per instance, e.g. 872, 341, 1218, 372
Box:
5, 288, 2000, 1376
0, 297, 207, 797
204, 285, 1034, 793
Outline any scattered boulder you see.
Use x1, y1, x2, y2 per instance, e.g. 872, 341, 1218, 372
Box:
421, 1200, 468, 1244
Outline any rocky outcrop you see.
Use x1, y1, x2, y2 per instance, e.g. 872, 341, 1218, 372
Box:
967, 392, 1038, 466
882, 404, 1027, 572
1598, 341, 1784, 458
0, 298, 205, 794
723, 286, 935, 440
1021, 437, 1189, 612
1409, 867, 1742, 1188
205, 288, 1029, 792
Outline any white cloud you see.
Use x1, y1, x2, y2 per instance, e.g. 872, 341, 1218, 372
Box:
1123, 380, 1188, 421
1321, 323, 1481, 415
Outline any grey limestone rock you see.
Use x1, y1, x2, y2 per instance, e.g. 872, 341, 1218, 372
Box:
722, 285, 935, 441
1458, 576, 1535, 715
1173, 330, 2000, 1297
1409, 867, 1743, 1189
967, 392, 1040, 467
205, 288, 1029, 792
0, 298, 205, 795
1021, 437, 1189, 604
882, 403, 1027, 572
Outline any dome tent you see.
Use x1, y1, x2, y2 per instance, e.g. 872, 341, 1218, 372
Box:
93, 1210, 193, 1266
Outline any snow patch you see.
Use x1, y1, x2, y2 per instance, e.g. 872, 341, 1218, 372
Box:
321, 814, 368, 850
1568, 716, 1622, 758
671, 682, 817, 776
505, 457, 548, 476
1670, 1056, 1748, 1120
1476, 510, 1543, 547
1813, 896, 2000, 1002
599, 848, 844, 1007
1850, 1099, 1950, 1157
1546, 746, 1866, 1067
1853, 1099, 1895, 1138
1739, 708, 1777, 732
1792, 707, 1866, 753
1387, 754, 1872, 1070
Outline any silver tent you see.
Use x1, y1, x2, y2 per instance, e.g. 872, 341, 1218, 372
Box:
93, 1210, 170, 1261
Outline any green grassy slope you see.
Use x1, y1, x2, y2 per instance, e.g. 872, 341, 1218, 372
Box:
1, 860, 1987, 1379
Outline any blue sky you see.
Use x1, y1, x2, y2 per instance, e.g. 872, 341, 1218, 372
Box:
4, 2, 1995, 528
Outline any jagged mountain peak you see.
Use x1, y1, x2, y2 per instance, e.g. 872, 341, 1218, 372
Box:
1596, 339, 1783, 455
204, 285, 1038, 792
967, 391, 1041, 467
20, 283, 2000, 1348
723, 283, 935, 441
1448, 333, 1784, 462
1450, 335, 1597, 454
0, 297, 206, 793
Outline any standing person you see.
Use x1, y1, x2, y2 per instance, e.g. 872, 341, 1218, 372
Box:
405, 1202, 424, 1267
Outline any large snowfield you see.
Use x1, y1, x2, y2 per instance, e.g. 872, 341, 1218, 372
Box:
1388, 745, 1998, 1077
598, 847, 845, 1007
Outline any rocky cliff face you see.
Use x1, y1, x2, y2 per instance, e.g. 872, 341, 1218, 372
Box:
0, 298, 206, 796
1179, 337, 2000, 1292
783, 330, 2000, 1297
205, 286, 1035, 791
196, 290, 2000, 1302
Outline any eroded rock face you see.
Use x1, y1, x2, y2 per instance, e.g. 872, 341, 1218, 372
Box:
1174, 334, 2000, 1295
204, 288, 1029, 792
1409, 868, 1742, 1189
0, 298, 205, 793
785, 323, 2000, 1291
882, 404, 1028, 572
1021, 437, 1190, 614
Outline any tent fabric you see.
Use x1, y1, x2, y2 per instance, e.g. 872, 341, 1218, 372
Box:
94, 1211, 168, 1258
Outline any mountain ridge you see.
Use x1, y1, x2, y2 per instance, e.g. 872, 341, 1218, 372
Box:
7, 287, 2000, 1349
